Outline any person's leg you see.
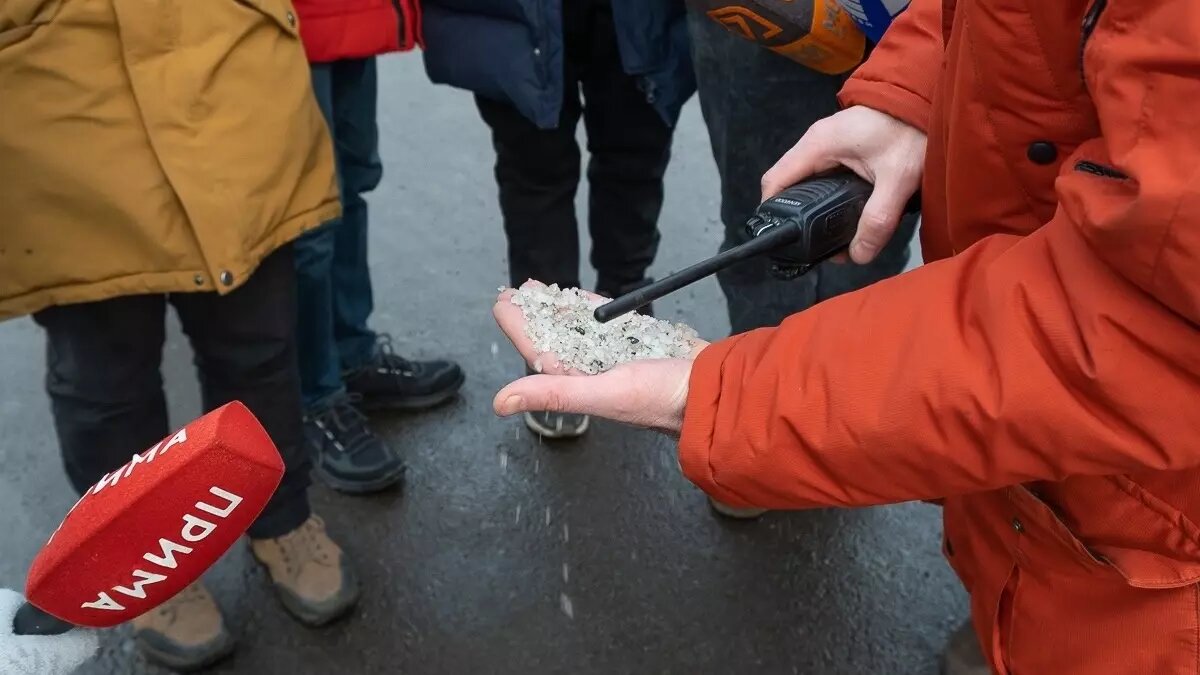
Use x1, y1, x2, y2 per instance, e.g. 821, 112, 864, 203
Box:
33, 295, 169, 493
686, 11, 914, 335
475, 91, 584, 291
293, 62, 347, 412
476, 3, 590, 439
317, 57, 464, 415
32, 296, 235, 670
686, 11, 913, 518
579, 1, 673, 301
171, 245, 359, 627
327, 57, 382, 372
296, 61, 406, 494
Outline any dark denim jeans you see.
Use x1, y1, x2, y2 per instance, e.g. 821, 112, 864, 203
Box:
33, 247, 312, 539
687, 12, 917, 335
294, 58, 382, 410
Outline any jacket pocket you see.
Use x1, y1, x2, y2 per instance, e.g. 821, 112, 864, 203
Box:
1074, 159, 1128, 180
1017, 478, 1200, 589
0, 0, 61, 49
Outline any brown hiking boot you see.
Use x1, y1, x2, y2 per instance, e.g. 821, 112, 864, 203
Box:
131, 581, 235, 672
250, 515, 360, 627
941, 621, 990, 675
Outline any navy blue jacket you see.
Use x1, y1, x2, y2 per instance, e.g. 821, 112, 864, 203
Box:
421, 0, 696, 130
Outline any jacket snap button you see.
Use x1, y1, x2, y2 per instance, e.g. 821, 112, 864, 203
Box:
193, 274, 204, 287
219, 271, 234, 286
1026, 141, 1058, 165
533, 47, 542, 56
286, 11, 296, 27
1011, 517, 1024, 533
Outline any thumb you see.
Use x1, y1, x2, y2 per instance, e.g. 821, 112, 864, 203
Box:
850, 174, 912, 264
494, 373, 623, 421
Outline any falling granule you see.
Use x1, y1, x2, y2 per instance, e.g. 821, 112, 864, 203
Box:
490, 342, 499, 357
631, 551, 637, 561
545, 506, 551, 526
562, 563, 569, 583
562, 523, 569, 543
559, 593, 575, 620
500, 450, 508, 471
515, 505, 522, 525
515, 426, 520, 441
534, 459, 540, 474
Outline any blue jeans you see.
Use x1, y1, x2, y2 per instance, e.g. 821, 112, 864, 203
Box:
295, 58, 382, 410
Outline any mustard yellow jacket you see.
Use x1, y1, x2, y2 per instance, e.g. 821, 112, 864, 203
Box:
0, 0, 340, 320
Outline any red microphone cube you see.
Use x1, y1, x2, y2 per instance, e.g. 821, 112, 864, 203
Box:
24, 401, 284, 627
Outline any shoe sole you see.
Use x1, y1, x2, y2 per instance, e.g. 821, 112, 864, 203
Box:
135, 630, 236, 672
257, 560, 361, 628
354, 371, 467, 413
708, 498, 768, 520
312, 463, 407, 495
273, 582, 360, 628
523, 412, 590, 440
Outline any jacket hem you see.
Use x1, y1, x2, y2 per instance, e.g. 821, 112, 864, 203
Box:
0, 200, 341, 322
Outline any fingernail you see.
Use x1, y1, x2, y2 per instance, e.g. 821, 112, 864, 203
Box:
852, 241, 876, 261
502, 395, 525, 415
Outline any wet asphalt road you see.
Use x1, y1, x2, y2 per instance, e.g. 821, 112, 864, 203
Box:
0, 56, 966, 674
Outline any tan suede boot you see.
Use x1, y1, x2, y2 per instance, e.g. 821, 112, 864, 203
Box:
941, 621, 991, 675
250, 515, 360, 627
131, 581, 235, 672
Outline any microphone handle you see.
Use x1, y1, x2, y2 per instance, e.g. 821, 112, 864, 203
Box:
12, 602, 75, 635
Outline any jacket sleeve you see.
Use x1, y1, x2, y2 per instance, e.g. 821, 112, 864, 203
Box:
678, 2, 1200, 510
837, 0, 943, 132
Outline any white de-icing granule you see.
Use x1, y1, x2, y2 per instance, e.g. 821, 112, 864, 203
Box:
509, 285, 699, 375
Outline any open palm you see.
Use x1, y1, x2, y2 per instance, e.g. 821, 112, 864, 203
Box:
491, 282, 708, 436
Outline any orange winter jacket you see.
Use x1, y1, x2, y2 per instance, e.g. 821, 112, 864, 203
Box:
679, 0, 1200, 672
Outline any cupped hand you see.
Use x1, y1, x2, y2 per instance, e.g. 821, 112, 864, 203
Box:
491, 282, 708, 436
761, 105, 926, 264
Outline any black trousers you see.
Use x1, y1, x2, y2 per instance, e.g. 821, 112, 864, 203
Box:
475, 0, 674, 296
33, 247, 311, 539
687, 11, 917, 335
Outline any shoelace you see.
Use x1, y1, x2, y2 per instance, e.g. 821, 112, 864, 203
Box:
311, 397, 375, 456
152, 583, 208, 620
373, 333, 416, 376
276, 517, 335, 568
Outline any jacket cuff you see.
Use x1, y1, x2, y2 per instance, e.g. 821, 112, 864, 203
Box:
838, 78, 932, 134
678, 336, 758, 509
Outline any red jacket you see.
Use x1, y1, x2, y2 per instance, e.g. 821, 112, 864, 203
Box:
680, 0, 1200, 672
291, 0, 421, 63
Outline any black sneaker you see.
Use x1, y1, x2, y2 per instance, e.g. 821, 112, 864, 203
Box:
344, 334, 465, 412
303, 398, 405, 494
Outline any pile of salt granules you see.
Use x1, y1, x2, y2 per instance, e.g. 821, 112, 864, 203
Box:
509, 284, 699, 375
